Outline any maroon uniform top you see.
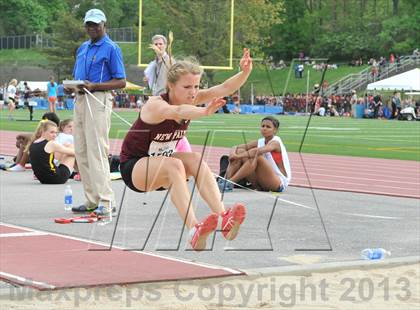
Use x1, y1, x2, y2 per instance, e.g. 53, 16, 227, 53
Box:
120, 93, 190, 163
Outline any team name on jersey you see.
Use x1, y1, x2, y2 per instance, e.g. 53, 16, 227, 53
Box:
154, 129, 186, 141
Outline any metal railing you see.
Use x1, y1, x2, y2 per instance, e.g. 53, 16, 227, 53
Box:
324, 55, 420, 96
107, 27, 137, 43
0, 34, 53, 49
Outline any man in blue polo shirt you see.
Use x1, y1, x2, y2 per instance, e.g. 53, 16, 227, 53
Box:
71, 8, 126, 218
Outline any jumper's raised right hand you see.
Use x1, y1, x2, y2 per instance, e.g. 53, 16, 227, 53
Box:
239, 48, 252, 74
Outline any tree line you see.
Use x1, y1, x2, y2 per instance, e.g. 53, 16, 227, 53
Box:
269, 0, 419, 61
1, 0, 418, 77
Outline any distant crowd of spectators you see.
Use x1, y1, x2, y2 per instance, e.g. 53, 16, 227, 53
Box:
266, 49, 420, 79
281, 91, 419, 119
254, 95, 281, 106
0, 82, 145, 111
112, 91, 144, 109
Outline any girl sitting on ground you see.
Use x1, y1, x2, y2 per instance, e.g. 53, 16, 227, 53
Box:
54, 118, 80, 180
8, 112, 60, 172
56, 119, 74, 146
28, 120, 76, 184
220, 116, 292, 193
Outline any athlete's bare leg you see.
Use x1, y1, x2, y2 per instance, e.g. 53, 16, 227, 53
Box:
173, 152, 225, 215
132, 156, 201, 229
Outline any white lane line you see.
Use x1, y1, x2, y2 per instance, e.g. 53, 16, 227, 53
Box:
340, 212, 401, 220
291, 176, 420, 192
292, 172, 420, 186
0, 272, 55, 290
276, 197, 316, 210
191, 120, 226, 124
292, 165, 420, 177
0, 231, 48, 238
288, 126, 361, 131
274, 195, 403, 220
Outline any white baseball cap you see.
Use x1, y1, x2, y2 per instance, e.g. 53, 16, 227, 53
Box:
84, 9, 107, 24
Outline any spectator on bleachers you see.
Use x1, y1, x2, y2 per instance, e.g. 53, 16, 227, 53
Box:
371, 60, 379, 78
389, 53, 395, 64
379, 56, 387, 68
396, 54, 401, 67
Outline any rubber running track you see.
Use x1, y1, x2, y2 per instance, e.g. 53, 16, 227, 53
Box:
1, 130, 418, 199
0, 223, 242, 290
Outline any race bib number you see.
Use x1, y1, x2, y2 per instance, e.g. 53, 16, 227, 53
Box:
148, 140, 177, 157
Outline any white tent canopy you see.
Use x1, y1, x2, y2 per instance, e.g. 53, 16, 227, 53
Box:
17, 81, 49, 92
366, 68, 420, 91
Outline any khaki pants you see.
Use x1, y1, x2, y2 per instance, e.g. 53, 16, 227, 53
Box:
74, 91, 115, 208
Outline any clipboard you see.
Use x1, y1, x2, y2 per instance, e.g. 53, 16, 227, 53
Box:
63, 80, 85, 90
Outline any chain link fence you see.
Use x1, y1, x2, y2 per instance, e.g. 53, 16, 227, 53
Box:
107, 27, 137, 43
0, 27, 136, 50
0, 34, 53, 49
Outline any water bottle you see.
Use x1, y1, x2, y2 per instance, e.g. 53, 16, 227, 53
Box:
64, 185, 73, 211
361, 248, 391, 260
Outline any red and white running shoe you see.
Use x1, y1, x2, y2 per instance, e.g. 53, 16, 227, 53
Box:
190, 213, 219, 251
221, 203, 246, 240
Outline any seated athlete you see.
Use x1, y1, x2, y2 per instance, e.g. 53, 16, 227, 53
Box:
28, 120, 76, 184
221, 116, 292, 193
7, 112, 60, 172
120, 48, 252, 251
